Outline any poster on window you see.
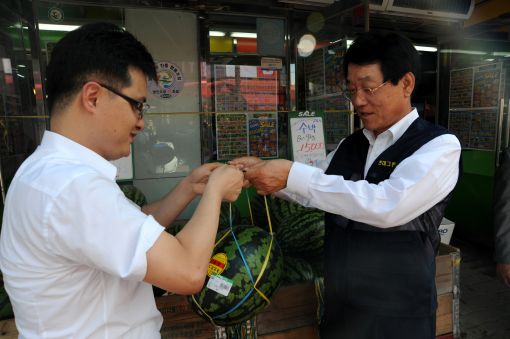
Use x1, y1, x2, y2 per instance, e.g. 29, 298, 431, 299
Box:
216, 113, 248, 160
289, 110, 326, 165
448, 63, 503, 150
216, 112, 278, 160
248, 113, 278, 158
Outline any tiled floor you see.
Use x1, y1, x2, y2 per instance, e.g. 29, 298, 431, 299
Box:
451, 238, 510, 339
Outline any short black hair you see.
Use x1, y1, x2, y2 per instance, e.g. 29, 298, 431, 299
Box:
45, 22, 156, 113
343, 32, 420, 86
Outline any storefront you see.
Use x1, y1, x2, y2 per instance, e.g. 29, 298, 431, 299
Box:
1, 0, 509, 334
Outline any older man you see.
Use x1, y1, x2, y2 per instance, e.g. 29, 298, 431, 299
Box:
232, 32, 461, 339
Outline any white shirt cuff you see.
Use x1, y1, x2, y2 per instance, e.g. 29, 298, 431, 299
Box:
286, 162, 318, 198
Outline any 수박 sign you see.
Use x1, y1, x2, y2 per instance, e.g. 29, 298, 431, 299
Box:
289, 110, 326, 165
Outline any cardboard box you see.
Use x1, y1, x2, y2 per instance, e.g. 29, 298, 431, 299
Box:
435, 243, 461, 338
439, 218, 456, 245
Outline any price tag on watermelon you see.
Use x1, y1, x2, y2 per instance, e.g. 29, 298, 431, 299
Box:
206, 274, 233, 297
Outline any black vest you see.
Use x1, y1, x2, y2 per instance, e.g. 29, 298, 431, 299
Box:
324, 117, 453, 251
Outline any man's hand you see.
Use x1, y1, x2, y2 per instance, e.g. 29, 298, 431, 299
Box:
496, 263, 510, 287
206, 164, 244, 202
243, 159, 293, 195
229, 156, 263, 171
186, 162, 223, 195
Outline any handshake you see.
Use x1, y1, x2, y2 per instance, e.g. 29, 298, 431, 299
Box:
230, 156, 293, 195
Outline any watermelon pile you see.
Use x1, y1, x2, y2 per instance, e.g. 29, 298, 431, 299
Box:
188, 225, 284, 326
119, 184, 147, 207
249, 194, 325, 284
219, 202, 246, 232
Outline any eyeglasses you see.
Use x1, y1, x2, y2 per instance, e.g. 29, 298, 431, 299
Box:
342, 81, 389, 102
98, 83, 150, 119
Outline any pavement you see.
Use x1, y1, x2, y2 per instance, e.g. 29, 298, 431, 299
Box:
451, 238, 510, 339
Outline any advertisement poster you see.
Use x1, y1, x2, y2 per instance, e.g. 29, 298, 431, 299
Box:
248, 113, 278, 158
216, 113, 248, 160
448, 63, 502, 150
289, 111, 326, 165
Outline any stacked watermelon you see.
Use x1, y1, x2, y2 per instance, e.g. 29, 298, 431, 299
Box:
168, 202, 245, 236
219, 202, 246, 232
188, 225, 283, 326
249, 194, 325, 284
119, 184, 147, 207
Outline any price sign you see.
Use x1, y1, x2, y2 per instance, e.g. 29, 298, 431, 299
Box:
289, 110, 326, 165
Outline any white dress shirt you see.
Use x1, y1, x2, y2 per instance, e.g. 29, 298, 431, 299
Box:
277, 109, 461, 228
0, 131, 165, 338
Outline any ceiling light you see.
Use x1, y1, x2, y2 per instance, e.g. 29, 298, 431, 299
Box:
38, 23, 80, 31
230, 32, 257, 38
440, 49, 486, 55
493, 52, 510, 57
297, 34, 316, 57
209, 31, 225, 37
278, 0, 335, 6
415, 45, 437, 52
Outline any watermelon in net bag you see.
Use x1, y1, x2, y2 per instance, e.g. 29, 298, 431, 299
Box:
189, 224, 283, 326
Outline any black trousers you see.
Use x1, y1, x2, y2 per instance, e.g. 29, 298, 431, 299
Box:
320, 226, 437, 339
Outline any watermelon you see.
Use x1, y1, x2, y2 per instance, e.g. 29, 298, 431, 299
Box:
275, 209, 325, 257
244, 194, 272, 229
219, 202, 244, 231
168, 202, 243, 236
282, 256, 316, 285
189, 225, 284, 326
248, 194, 309, 232
119, 184, 147, 207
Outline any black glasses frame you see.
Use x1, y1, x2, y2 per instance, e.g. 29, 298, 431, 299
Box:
98, 83, 149, 119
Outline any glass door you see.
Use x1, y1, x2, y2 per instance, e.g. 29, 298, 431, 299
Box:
440, 38, 510, 246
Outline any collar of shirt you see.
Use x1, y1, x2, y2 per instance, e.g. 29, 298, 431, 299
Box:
362, 108, 419, 145
361, 109, 419, 177
40, 131, 117, 181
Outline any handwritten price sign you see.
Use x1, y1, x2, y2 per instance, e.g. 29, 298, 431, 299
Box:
290, 111, 326, 165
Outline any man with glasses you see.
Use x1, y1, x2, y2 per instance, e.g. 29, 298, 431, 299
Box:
0, 23, 244, 338
231, 32, 461, 338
